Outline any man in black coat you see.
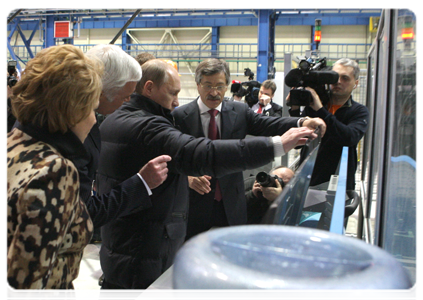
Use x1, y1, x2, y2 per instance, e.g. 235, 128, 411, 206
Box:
288, 58, 370, 190
172, 58, 326, 241
96, 59, 322, 289
251, 79, 283, 117
73, 44, 170, 234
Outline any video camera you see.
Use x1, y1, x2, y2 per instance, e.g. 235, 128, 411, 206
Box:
230, 68, 261, 108
7, 60, 18, 88
285, 56, 339, 107
256, 171, 285, 189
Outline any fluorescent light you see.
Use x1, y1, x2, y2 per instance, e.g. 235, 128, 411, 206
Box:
301, 10, 319, 14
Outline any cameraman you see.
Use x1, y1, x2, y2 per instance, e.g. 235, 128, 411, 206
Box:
251, 79, 282, 117
245, 166, 294, 224
288, 58, 369, 190
228, 80, 243, 102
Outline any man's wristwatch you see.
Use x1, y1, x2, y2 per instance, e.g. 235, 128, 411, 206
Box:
298, 116, 311, 127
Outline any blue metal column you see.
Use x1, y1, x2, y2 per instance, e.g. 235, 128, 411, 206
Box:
257, 10, 276, 82
211, 27, 219, 58
45, 15, 55, 48
121, 30, 128, 50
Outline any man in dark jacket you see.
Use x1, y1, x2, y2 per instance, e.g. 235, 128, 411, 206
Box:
96, 59, 321, 289
288, 58, 370, 190
251, 79, 283, 117
73, 45, 170, 236
172, 59, 326, 241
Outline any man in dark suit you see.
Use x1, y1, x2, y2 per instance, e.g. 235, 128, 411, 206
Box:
172, 58, 326, 240
251, 79, 283, 117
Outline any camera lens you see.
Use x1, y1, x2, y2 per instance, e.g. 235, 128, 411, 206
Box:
256, 172, 273, 187
299, 60, 310, 71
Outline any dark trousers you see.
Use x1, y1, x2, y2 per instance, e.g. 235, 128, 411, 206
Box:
98, 279, 139, 300
185, 199, 229, 241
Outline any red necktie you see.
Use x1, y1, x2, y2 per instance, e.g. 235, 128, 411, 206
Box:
208, 109, 222, 201
257, 104, 264, 114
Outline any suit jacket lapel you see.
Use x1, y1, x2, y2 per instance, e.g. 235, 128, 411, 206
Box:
183, 99, 205, 137
220, 101, 237, 139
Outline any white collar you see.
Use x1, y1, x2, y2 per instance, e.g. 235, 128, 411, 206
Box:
253, 102, 272, 111
197, 97, 222, 114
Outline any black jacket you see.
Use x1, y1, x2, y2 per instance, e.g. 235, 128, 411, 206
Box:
263, 101, 283, 117
290, 97, 369, 189
252, 100, 283, 117
7, 98, 17, 133
96, 94, 277, 289
172, 98, 298, 238
72, 119, 149, 229
244, 175, 272, 224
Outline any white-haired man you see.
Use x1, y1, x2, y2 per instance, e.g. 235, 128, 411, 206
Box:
86, 44, 141, 115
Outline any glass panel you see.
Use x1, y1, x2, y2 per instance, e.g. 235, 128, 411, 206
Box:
362, 43, 376, 231
368, 12, 390, 246
381, 9, 416, 285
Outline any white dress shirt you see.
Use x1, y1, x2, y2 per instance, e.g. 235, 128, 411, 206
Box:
196, 97, 285, 157
252, 102, 272, 114
197, 97, 222, 138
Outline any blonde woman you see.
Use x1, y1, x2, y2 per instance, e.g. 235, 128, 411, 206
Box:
7, 44, 103, 289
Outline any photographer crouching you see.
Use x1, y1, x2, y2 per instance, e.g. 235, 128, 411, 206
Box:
245, 166, 294, 224
286, 58, 370, 190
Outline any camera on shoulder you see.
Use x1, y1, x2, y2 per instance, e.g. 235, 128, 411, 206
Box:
230, 68, 262, 108
285, 56, 338, 107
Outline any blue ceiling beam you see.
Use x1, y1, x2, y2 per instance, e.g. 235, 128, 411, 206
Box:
8, 8, 380, 20
10, 10, 380, 31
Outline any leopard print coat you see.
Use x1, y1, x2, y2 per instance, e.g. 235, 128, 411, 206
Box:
7, 128, 93, 289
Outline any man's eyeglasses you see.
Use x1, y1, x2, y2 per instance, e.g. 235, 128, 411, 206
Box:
199, 83, 227, 92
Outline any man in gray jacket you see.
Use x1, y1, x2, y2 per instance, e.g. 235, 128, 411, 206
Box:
173, 58, 325, 240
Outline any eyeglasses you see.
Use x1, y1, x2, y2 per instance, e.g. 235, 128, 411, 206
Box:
199, 83, 228, 92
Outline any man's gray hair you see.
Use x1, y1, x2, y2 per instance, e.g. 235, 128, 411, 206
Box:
86, 44, 142, 102
334, 58, 360, 81
195, 58, 230, 85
